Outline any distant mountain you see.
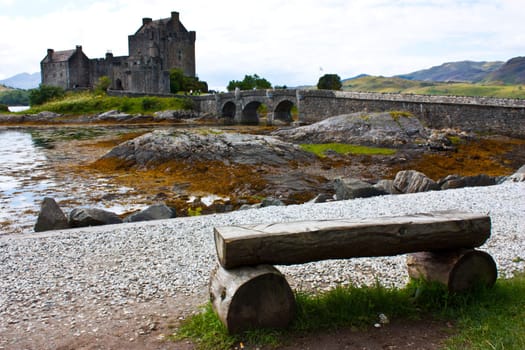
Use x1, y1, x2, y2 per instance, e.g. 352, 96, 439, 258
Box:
485, 57, 525, 84
397, 61, 504, 83
0, 72, 41, 90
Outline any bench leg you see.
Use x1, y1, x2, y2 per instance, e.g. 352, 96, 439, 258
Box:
406, 249, 497, 293
209, 263, 296, 334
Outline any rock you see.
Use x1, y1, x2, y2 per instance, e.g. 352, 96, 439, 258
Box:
426, 131, 454, 151
334, 178, 387, 200
124, 203, 176, 223
239, 203, 262, 210
393, 170, 440, 193
273, 112, 428, 147
373, 179, 401, 195
505, 164, 525, 182
439, 174, 496, 190
34, 197, 70, 232
98, 129, 316, 168
96, 110, 132, 121
261, 197, 285, 207
153, 110, 197, 121
69, 208, 123, 228
307, 193, 334, 203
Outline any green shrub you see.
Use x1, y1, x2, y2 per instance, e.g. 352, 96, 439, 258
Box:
94, 76, 111, 95
29, 85, 65, 106
0, 103, 8, 112
141, 97, 161, 111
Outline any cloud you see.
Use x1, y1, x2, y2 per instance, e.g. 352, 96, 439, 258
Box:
1, 0, 524, 87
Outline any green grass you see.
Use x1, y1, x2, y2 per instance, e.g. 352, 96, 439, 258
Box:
24, 91, 194, 115
300, 143, 396, 157
171, 274, 525, 350
343, 76, 525, 99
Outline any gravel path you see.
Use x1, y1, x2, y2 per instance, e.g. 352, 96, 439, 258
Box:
1, 182, 524, 348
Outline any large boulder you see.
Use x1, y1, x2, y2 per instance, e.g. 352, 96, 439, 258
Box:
273, 112, 428, 147
98, 129, 316, 168
124, 203, 176, 223
69, 208, 123, 228
393, 170, 440, 193
334, 178, 387, 200
34, 197, 70, 232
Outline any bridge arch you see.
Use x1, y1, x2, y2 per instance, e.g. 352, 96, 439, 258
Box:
273, 99, 295, 123
221, 101, 236, 120
241, 101, 264, 125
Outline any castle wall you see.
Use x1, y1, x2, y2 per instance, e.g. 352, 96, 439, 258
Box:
41, 61, 70, 90
68, 52, 90, 88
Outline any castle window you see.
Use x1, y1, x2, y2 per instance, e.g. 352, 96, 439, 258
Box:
178, 50, 183, 61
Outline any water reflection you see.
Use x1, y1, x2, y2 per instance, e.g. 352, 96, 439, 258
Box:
0, 128, 150, 234
0, 131, 54, 230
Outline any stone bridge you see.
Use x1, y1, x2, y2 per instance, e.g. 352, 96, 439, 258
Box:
193, 89, 525, 137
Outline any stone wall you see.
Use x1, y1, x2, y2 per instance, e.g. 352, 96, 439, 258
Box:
193, 90, 525, 138
298, 90, 525, 137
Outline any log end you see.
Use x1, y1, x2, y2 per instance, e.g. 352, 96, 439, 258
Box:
407, 249, 497, 293
448, 250, 497, 292
210, 264, 296, 334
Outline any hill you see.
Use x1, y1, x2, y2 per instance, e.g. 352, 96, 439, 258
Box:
0, 72, 40, 90
485, 57, 525, 84
0, 84, 12, 92
397, 61, 503, 83
342, 75, 525, 99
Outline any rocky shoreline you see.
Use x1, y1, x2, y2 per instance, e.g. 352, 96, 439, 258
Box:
1, 182, 524, 348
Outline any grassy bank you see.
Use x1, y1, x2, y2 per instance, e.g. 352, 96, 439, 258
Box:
25, 91, 194, 115
300, 143, 396, 157
343, 76, 525, 99
172, 274, 525, 349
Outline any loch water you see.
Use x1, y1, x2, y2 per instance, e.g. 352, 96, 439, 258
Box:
0, 129, 135, 234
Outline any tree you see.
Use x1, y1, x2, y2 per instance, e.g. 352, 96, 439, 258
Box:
170, 69, 208, 94
227, 74, 272, 91
28, 85, 65, 106
170, 69, 185, 93
0, 89, 30, 106
317, 74, 342, 90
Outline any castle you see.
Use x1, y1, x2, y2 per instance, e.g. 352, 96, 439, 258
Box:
40, 11, 196, 94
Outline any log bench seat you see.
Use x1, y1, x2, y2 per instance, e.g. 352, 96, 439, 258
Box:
209, 211, 497, 333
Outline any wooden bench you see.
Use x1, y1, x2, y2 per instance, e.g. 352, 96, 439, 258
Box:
209, 211, 497, 333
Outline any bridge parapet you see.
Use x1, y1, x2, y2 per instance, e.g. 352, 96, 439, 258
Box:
192, 89, 525, 137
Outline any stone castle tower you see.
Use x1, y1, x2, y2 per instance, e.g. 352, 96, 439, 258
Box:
41, 11, 196, 94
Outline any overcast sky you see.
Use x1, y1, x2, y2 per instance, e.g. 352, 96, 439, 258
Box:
0, 0, 523, 90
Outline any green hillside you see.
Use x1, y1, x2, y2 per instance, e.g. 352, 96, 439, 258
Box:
397, 60, 503, 82
342, 76, 525, 99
